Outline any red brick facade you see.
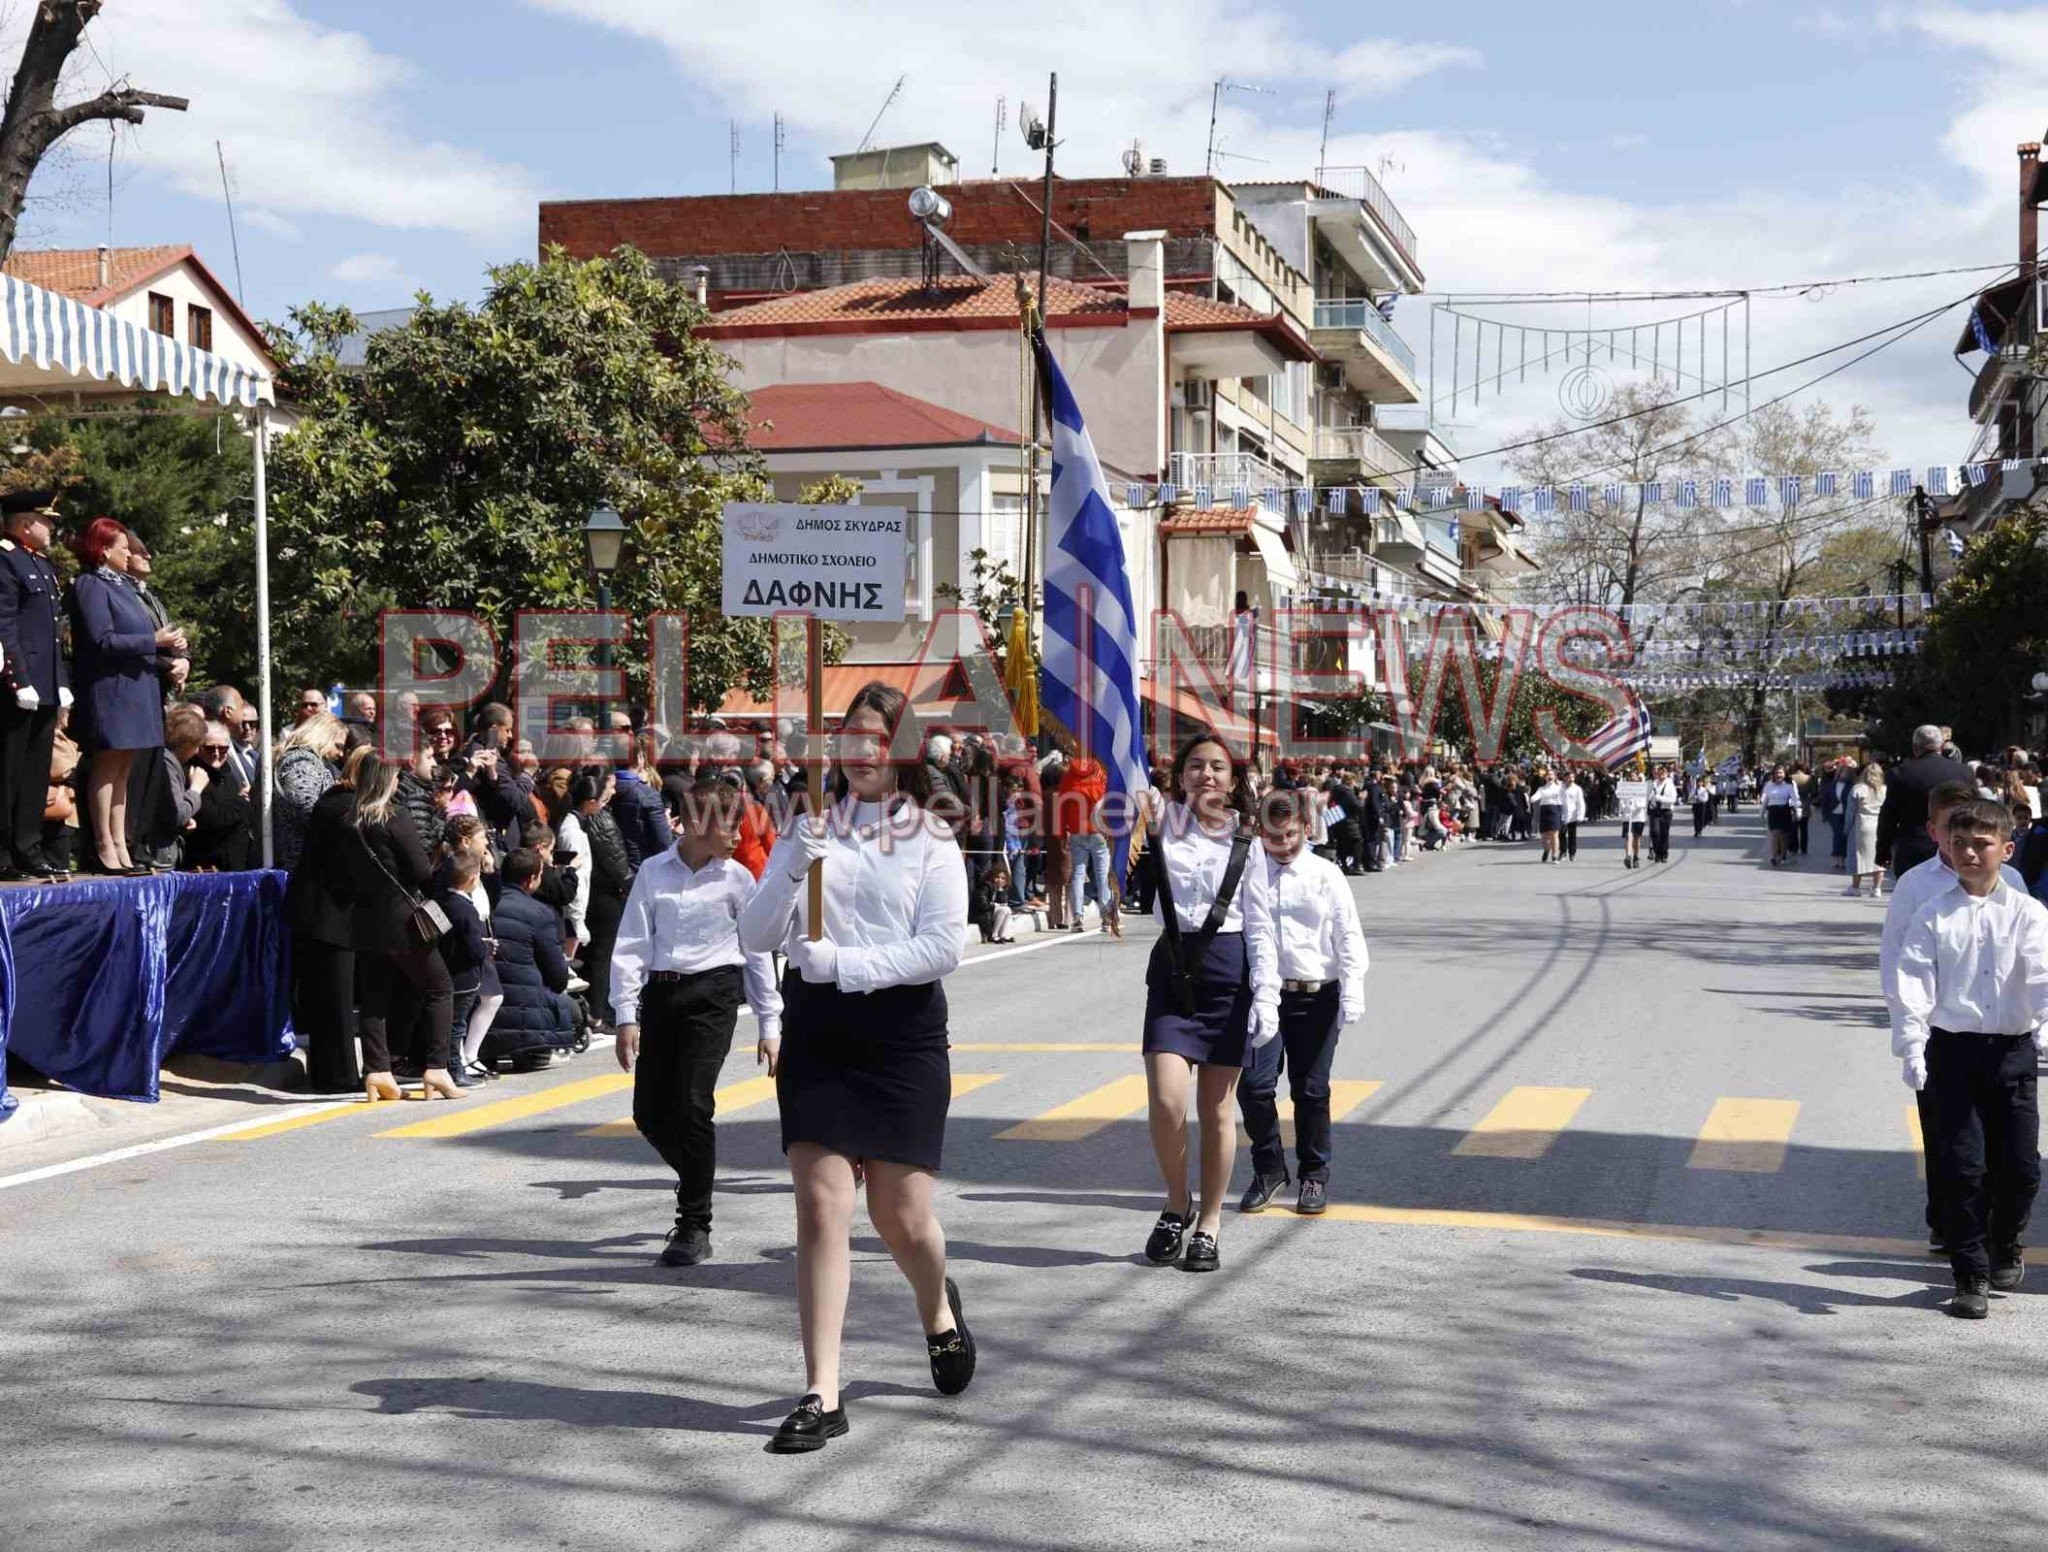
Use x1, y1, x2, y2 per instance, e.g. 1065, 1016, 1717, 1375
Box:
538, 177, 1223, 262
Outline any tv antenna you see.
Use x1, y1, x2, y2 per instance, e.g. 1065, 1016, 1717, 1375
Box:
1316, 88, 1335, 187
856, 74, 906, 154
729, 120, 740, 193
1206, 78, 1273, 176
215, 140, 245, 306
992, 95, 1005, 176
773, 112, 785, 191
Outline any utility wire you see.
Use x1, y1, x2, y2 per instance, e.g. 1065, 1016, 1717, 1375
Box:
1425, 261, 2013, 304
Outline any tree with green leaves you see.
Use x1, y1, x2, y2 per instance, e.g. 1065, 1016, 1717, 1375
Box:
257, 248, 783, 715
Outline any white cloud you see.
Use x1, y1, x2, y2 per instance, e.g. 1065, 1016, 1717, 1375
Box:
40, 0, 540, 241
329, 252, 406, 284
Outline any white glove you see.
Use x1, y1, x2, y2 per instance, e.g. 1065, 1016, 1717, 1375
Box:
1248, 1002, 1279, 1048
14, 685, 38, 711
789, 936, 838, 986
782, 816, 831, 881
1341, 1000, 1362, 1027
1902, 1052, 1928, 1092
56, 686, 71, 710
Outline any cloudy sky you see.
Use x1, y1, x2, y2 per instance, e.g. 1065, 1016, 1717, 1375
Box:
14, 0, 2045, 477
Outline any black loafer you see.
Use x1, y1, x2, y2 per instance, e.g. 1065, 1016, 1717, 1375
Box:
1144, 1209, 1189, 1266
927, 1276, 976, 1396
1990, 1253, 2025, 1293
1180, 1230, 1220, 1273
1237, 1171, 1288, 1214
1296, 1178, 1329, 1215
1948, 1278, 1990, 1320
767, 1393, 848, 1453
659, 1226, 710, 1267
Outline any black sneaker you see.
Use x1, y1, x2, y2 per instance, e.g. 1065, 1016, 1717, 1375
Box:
1947, 1277, 1991, 1320
926, 1276, 976, 1396
1144, 1209, 1189, 1265
1180, 1230, 1220, 1273
1990, 1251, 2025, 1293
1928, 1235, 1947, 1257
1237, 1170, 1288, 1214
766, 1393, 848, 1453
1296, 1178, 1329, 1216
659, 1226, 710, 1267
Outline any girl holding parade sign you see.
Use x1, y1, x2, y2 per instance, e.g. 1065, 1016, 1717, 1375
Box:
1137, 735, 1280, 1273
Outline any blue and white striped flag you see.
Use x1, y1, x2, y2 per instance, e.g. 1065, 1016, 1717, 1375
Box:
1745, 477, 1769, 506
1581, 695, 1653, 770
1125, 483, 1145, 508
1465, 486, 1485, 512
1294, 487, 1313, 516
1641, 480, 1663, 505
1816, 471, 1838, 498
1890, 468, 1913, 495
1568, 483, 1589, 512
1677, 479, 1698, 509
1945, 527, 1965, 559
1926, 466, 1950, 495
1192, 485, 1213, 508
1712, 478, 1733, 508
1779, 475, 1801, 506
1325, 486, 1345, 513
1034, 331, 1150, 878
1602, 483, 1624, 508
1852, 470, 1874, 499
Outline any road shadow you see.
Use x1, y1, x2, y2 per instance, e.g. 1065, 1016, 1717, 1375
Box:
1569, 1265, 1948, 1316
350, 1374, 925, 1436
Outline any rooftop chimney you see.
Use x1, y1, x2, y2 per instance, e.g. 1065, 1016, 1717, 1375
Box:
2022, 143, 2042, 276
693, 265, 710, 307
96, 244, 109, 288
1124, 229, 1165, 313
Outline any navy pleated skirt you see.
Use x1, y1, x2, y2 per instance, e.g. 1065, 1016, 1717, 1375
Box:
1142, 930, 1251, 1069
776, 973, 951, 1171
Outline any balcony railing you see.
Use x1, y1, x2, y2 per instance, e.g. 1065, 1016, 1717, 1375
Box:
1168, 450, 1290, 504
1313, 164, 1420, 272
1302, 550, 1416, 599
1310, 299, 1417, 377
1312, 423, 1406, 477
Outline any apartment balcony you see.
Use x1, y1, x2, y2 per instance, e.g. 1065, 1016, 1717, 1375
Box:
1309, 164, 1424, 293
1310, 423, 1407, 485
1964, 276, 2040, 424
1167, 450, 1290, 508
1311, 299, 1421, 405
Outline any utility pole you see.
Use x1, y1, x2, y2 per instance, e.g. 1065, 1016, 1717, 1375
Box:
1023, 73, 1057, 662
1913, 485, 1935, 595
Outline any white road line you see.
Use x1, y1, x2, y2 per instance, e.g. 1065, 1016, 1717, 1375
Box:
0, 928, 1101, 1194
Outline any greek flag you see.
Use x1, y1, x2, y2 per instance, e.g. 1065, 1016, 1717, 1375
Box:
1603, 483, 1624, 508
1677, 479, 1698, 509
1890, 468, 1913, 495
1945, 527, 1965, 559
1745, 477, 1769, 505
1816, 472, 1838, 497
1712, 478, 1733, 508
1641, 480, 1663, 505
1034, 330, 1149, 877
1581, 695, 1653, 770
1779, 476, 1801, 506
1926, 466, 1950, 496
1853, 470, 1874, 499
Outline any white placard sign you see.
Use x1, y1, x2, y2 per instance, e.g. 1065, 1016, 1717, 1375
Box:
1617, 779, 1649, 807
721, 503, 908, 623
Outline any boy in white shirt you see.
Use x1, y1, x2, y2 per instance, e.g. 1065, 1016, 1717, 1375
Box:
611, 777, 783, 1269
1236, 792, 1369, 1217
1895, 799, 2048, 1318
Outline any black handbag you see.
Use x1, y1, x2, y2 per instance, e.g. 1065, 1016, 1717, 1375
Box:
358, 829, 451, 946
1148, 823, 1253, 1017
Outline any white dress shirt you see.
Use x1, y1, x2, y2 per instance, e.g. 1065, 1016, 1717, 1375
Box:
557, 810, 593, 941
1262, 848, 1368, 1019
1761, 780, 1801, 814
739, 798, 967, 993
1879, 854, 2027, 1046
1562, 782, 1587, 824
1649, 777, 1677, 811
1533, 781, 1565, 809
1894, 877, 2048, 1057
1153, 802, 1279, 1016
610, 845, 782, 1035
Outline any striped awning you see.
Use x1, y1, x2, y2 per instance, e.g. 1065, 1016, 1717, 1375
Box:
0, 273, 272, 407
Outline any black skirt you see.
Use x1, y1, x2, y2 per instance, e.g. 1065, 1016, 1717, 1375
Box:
1766, 803, 1796, 835
1142, 930, 1251, 1068
776, 972, 951, 1171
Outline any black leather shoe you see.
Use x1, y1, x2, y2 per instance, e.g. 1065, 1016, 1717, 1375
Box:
926, 1276, 976, 1395
1144, 1209, 1188, 1265
1296, 1178, 1328, 1215
1948, 1277, 1990, 1319
1237, 1170, 1288, 1214
766, 1393, 848, 1453
1180, 1230, 1220, 1273
1990, 1252, 2025, 1293
659, 1226, 710, 1267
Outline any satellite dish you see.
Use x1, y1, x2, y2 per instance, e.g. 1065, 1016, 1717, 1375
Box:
1020, 103, 1047, 151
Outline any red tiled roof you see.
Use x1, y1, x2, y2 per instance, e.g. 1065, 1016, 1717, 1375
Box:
2, 244, 192, 304
745, 381, 1017, 451
1163, 293, 1270, 330
1158, 506, 1262, 536
702, 274, 1126, 337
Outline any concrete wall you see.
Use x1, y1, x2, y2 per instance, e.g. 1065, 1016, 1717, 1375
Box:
107, 263, 271, 379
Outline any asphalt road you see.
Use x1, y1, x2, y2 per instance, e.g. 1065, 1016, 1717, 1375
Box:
2, 810, 2042, 1551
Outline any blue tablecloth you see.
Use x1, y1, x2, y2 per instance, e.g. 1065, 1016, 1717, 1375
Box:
0, 871, 295, 1118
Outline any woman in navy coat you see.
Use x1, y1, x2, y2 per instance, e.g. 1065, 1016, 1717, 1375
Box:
66, 518, 183, 874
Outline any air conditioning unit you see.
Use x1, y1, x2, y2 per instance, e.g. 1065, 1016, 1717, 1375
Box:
1182, 379, 1213, 410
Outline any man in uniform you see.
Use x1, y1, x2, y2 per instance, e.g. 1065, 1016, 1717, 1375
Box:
0, 490, 72, 882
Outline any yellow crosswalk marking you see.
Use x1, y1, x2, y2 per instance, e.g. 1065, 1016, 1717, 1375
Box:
1238, 1079, 1383, 1146
377, 1072, 633, 1140
1451, 1086, 1592, 1160
1905, 1102, 1926, 1180
577, 1074, 779, 1138
997, 1074, 1151, 1141
1688, 1098, 1800, 1173
211, 1100, 369, 1142
951, 1073, 1005, 1098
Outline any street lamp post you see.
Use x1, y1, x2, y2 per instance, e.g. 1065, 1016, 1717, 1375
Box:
585, 504, 627, 753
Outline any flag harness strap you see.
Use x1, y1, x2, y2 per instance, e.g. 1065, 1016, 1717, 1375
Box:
1147, 824, 1253, 1018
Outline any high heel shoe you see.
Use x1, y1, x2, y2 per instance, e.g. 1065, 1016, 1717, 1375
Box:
417, 1068, 465, 1101
363, 1072, 403, 1102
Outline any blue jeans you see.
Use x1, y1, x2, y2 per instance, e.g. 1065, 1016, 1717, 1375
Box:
1236, 982, 1344, 1182
1068, 833, 1110, 921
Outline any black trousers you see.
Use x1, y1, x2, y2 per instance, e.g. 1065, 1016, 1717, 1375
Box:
357, 943, 453, 1073
633, 967, 744, 1232
1648, 808, 1672, 861
1793, 808, 1811, 854
1237, 982, 1344, 1183
0, 699, 57, 868
291, 932, 359, 1091
1561, 820, 1579, 860
1692, 801, 1710, 837
1327, 820, 1361, 873
582, 888, 626, 1025
1923, 1029, 2040, 1282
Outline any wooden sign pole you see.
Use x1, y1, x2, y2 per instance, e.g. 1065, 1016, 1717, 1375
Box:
806, 614, 825, 941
